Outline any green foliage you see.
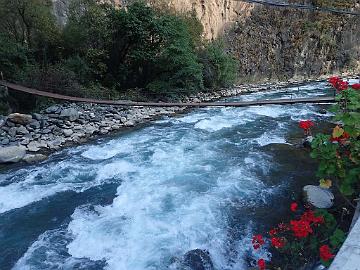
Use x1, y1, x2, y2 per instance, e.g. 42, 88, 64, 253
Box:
311, 86, 360, 196
0, 0, 238, 107
199, 40, 238, 89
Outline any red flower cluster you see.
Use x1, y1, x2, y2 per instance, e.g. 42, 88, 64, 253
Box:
351, 83, 360, 90
319, 245, 334, 262
301, 210, 324, 225
290, 219, 313, 238
299, 120, 314, 130
290, 210, 324, 238
271, 237, 285, 249
328, 76, 349, 91
257, 259, 266, 270
290, 202, 298, 212
252, 234, 265, 250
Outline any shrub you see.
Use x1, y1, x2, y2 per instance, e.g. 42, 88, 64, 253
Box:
199, 40, 238, 89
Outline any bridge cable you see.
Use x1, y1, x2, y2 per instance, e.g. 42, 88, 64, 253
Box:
233, 0, 360, 16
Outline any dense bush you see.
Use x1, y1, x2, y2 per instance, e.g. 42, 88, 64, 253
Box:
199, 40, 238, 89
0, 0, 238, 105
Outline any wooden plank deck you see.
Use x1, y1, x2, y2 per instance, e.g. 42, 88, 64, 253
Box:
0, 80, 335, 107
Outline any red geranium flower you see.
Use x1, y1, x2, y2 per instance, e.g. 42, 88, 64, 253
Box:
271, 237, 285, 249
337, 80, 349, 91
257, 259, 266, 270
301, 210, 324, 225
328, 77, 349, 91
351, 83, 360, 90
290, 202, 298, 212
252, 234, 265, 250
328, 76, 341, 87
319, 245, 334, 262
299, 120, 314, 130
269, 228, 278, 237
290, 219, 313, 238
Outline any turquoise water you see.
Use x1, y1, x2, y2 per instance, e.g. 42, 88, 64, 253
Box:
0, 82, 333, 270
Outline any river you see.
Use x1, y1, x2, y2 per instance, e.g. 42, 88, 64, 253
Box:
0, 82, 334, 270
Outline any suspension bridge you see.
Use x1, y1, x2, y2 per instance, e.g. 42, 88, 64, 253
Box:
0, 80, 335, 108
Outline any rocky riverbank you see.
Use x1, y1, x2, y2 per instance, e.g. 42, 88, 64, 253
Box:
0, 80, 320, 165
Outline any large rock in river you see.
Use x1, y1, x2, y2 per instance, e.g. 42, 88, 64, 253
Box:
8, 113, 33, 125
0, 146, 26, 163
182, 249, 214, 270
303, 185, 334, 209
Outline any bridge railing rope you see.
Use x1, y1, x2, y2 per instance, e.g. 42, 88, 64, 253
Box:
234, 0, 360, 16
0, 80, 335, 107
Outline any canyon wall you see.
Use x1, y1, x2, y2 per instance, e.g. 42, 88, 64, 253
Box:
52, 0, 360, 81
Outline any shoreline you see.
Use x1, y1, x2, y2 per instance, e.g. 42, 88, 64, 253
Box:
0, 77, 333, 167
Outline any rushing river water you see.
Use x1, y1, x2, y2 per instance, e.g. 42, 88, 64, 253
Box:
0, 82, 334, 270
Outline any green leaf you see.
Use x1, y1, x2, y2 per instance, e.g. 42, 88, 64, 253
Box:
330, 229, 346, 248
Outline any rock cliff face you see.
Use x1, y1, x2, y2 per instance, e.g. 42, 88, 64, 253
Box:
226, 4, 360, 81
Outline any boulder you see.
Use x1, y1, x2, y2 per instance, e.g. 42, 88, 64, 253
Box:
303, 185, 334, 209
0, 146, 26, 163
16, 126, 29, 135
22, 154, 47, 164
8, 127, 17, 137
182, 249, 214, 270
1, 138, 10, 145
45, 105, 61, 114
302, 136, 313, 149
27, 141, 44, 152
8, 113, 33, 125
60, 108, 79, 121
63, 129, 74, 137
124, 120, 135, 127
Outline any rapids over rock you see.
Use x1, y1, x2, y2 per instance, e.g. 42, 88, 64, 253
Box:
0, 82, 335, 270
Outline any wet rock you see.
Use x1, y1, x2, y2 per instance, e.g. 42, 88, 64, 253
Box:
45, 105, 61, 114
8, 113, 33, 125
20, 138, 30, 145
303, 185, 334, 209
1, 138, 10, 145
28, 120, 41, 129
302, 136, 313, 149
17, 126, 29, 135
63, 129, 74, 137
183, 249, 214, 270
318, 109, 327, 115
32, 113, 43, 121
8, 127, 17, 137
27, 141, 47, 152
0, 146, 26, 163
22, 153, 48, 163
60, 108, 79, 121
124, 120, 135, 127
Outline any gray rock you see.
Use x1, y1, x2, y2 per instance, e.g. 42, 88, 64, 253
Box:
28, 120, 41, 129
22, 154, 48, 164
1, 138, 10, 145
0, 118, 5, 128
182, 249, 214, 270
124, 120, 135, 127
17, 126, 29, 135
0, 146, 26, 163
47, 140, 62, 150
46, 105, 61, 114
20, 138, 30, 145
60, 108, 79, 121
84, 125, 97, 135
8, 113, 33, 125
27, 141, 44, 152
32, 113, 43, 121
6, 120, 15, 127
8, 127, 17, 137
63, 129, 74, 137
303, 185, 334, 209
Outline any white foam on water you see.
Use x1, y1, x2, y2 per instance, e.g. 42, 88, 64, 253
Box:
64, 135, 277, 270
9, 81, 333, 269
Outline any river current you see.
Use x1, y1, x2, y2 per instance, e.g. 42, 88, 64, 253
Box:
1, 82, 334, 270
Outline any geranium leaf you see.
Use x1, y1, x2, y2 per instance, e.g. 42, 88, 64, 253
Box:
319, 179, 332, 189
332, 126, 344, 138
